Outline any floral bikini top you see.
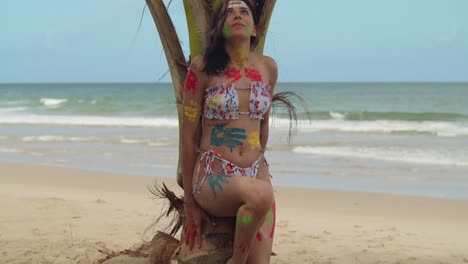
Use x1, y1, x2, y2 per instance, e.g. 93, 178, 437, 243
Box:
204, 81, 272, 120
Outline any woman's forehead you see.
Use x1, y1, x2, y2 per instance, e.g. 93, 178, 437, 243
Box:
227, 0, 249, 10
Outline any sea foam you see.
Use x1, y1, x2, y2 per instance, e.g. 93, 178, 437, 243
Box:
40, 98, 68, 109
293, 146, 468, 167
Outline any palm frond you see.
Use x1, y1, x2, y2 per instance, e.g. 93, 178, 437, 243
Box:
255, 0, 276, 53
184, 0, 211, 57
147, 182, 185, 237
271, 91, 310, 144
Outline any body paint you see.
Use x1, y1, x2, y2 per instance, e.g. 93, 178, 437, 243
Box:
232, 48, 249, 69
244, 67, 263, 82
208, 174, 232, 197
184, 69, 198, 95
224, 67, 242, 83
210, 123, 246, 151
247, 131, 260, 150
237, 214, 253, 225
234, 207, 253, 253
236, 241, 251, 254
256, 232, 263, 242
235, 213, 253, 253
245, 24, 253, 37
269, 202, 276, 238
184, 100, 201, 123
223, 24, 232, 39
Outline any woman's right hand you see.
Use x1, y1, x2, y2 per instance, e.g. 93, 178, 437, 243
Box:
183, 197, 212, 250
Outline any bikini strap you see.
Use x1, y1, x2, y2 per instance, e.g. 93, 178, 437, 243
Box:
193, 150, 223, 194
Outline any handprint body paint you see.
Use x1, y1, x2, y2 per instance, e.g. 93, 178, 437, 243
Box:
210, 123, 247, 152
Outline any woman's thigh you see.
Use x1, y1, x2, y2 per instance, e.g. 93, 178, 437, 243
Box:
193, 160, 272, 217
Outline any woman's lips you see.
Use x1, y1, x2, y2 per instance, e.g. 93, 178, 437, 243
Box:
232, 23, 245, 28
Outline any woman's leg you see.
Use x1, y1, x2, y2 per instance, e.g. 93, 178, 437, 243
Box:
246, 200, 275, 264
194, 160, 273, 264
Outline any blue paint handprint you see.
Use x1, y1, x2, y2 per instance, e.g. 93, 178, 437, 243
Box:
208, 174, 232, 197
210, 123, 247, 151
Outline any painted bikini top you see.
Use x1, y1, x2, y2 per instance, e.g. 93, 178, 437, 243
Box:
204, 81, 271, 120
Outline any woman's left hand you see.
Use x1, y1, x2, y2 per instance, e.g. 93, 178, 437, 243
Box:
183, 198, 212, 250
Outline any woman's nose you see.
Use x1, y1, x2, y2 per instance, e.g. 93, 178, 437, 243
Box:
231, 9, 242, 19
233, 12, 242, 20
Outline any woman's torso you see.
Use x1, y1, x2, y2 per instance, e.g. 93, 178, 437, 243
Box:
199, 59, 271, 167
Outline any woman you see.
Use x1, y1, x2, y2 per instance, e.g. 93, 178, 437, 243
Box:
182, 0, 277, 263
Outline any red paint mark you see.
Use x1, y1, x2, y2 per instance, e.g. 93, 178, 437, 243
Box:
269, 202, 276, 238
245, 67, 263, 82
256, 232, 263, 242
184, 69, 198, 95
236, 240, 251, 254
224, 67, 241, 83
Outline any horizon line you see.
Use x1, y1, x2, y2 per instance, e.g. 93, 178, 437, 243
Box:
1, 81, 468, 85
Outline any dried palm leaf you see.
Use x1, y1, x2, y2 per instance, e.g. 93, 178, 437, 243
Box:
147, 182, 185, 237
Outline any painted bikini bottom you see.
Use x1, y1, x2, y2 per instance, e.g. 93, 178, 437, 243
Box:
193, 149, 269, 194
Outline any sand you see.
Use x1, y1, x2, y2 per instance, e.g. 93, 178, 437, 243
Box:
1, 162, 467, 264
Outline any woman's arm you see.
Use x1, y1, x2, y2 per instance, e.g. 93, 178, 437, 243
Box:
260, 56, 278, 152
182, 55, 206, 200
181, 55, 211, 250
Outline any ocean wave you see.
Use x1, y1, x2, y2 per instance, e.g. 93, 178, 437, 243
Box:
1, 100, 30, 106
18, 135, 174, 146
1, 114, 468, 137
0, 107, 27, 114
120, 138, 173, 146
329, 111, 345, 120
293, 146, 468, 167
271, 119, 468, 137
0, 147, 22, 153
0, 114, 179, 128
275, 111, 468, 122
40, 98, 68, 109
22, 135, 99, 143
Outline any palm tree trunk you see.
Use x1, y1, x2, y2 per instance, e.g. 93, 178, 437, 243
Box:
145, 0, 187, 187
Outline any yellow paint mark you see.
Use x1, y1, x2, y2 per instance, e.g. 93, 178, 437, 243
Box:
232, 48, 249, 69
184, 100, 201, 123
248, 131, 260, 150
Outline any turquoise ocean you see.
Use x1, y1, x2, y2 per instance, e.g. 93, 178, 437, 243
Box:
1, 83, 468, 199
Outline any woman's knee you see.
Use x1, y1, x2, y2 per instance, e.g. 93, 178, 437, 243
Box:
244, 181, 273, 217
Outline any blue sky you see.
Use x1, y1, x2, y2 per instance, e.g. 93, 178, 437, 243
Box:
1, 0, 467, 83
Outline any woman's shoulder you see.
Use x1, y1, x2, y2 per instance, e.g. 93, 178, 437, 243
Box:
255, 54, 277, 73
190, 55, 206, 72
189, 55, 210, 84
255, 54, 277, 80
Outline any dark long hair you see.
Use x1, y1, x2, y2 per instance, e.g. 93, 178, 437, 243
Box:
203, 0, 258, 75
201, 0, 310, 142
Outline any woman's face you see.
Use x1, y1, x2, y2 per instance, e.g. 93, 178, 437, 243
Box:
222, 1, 256, 40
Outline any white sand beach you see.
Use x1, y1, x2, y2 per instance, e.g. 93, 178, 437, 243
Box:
1, 163, 468, 264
